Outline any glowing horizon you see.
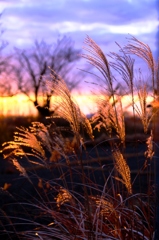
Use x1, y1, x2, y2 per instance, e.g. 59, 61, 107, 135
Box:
0, 93, 154, 117
0, 94, 99, 117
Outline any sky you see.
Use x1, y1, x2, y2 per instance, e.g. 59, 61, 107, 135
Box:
0, 0, 158, 115
0, 0, 158, 48
0, 0, 158, 91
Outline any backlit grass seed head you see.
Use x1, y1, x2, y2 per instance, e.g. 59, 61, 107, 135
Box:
2, 122, 69, 165
92, 96, 125, 143
2, 142, 25, 159
2, 126, 46, 161
135, 81, 152, 133
124, 35, 155, 89
48, 73, 93, 141
91, 96, 113, 135
49, 76, 80, 135
82, 35, 114, 94
113, 149, 132, 194
12, 158, 28, 179
89, 195, 116, 218
110, 46, 135, 92
30, 122, 53, 153
55, 187, 74, 208
145, 130, 154, 160
50, 136, 81, 162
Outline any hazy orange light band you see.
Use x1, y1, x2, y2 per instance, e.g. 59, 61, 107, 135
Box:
0, 94, 154, 117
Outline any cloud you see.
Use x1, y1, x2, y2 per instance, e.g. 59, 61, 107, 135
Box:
1, 0, 157, 27
0, 0, 158, 54
49, 19, 158, 35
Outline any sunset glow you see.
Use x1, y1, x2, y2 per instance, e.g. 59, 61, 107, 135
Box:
0, 95, 36, 116
0, 94, 154, 117
0, 94, 99, 116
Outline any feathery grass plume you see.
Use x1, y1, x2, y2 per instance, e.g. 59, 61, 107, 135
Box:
124, 35, 155, 91
88, 195, 118, 238
144, 130, 154, 170
2, 125, 47, 166
110, 44, 135, 90
83, 36, 126, 144
89, 195, 116, 219
109, 44, 136, 113
145, 130, 154, 159
12, 158, 29, 179
135, 80, 153, 133
48, 72, 93, 144
91, 95, 125, 144
112, 148, 132, 194
55, 187, 74, 208
30, 122, 53, 153
2, 122, 70, 167
82, 35, 114, 95
91, 96, 113, 136
29, 122, 72, 161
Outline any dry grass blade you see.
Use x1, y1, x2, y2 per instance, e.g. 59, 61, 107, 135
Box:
112, 148, 132, 194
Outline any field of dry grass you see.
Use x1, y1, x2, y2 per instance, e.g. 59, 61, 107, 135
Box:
0, 35, 159, 239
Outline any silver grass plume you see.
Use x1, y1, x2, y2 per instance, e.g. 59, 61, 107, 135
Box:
135, 80, 154, 133
91, 95, 125, 144
124, 35, 156, 92
48, 71, 94, 144
82, 36, 125, 144
82, 35, 114, 95
109, 45, 136, 113
2, 122, 73, 169
112, 148, 132, 194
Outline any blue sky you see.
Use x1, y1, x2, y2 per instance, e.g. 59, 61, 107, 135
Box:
0, 0, 158, 51
0, 0, 158, 93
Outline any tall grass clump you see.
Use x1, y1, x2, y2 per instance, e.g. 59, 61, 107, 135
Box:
1, 35, 158, 239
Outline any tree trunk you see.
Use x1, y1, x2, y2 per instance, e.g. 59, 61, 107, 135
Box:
34, 100, 52, 117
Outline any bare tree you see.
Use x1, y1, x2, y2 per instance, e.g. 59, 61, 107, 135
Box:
0, 52, 16, 97
13, 36, 81, 117
0, 14, 15, 97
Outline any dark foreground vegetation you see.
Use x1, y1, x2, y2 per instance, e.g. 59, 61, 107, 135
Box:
0, 35, 159, 239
